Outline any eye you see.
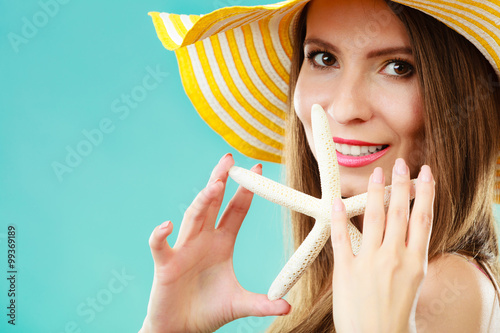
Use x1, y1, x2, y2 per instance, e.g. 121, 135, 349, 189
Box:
382, 60, 414, 77
308, 51, 338, 68
314, 52, 337, 67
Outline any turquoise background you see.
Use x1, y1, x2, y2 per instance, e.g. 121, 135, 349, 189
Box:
1, 0, 499, 332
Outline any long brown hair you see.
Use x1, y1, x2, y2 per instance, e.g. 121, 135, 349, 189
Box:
267, 2, 500, 332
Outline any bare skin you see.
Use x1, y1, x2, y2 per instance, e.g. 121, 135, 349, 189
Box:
331, 161, 434, 333
139, 154, 290, 333
140, 0, 499, 330
295, 1, 434, 330
139, 154, 499, 332
139, 156, 435, 333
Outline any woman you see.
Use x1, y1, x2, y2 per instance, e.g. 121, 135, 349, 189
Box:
141, 0, 500, 331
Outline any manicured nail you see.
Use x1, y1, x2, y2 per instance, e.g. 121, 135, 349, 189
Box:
419, 165, 432, 182
395, 158, 408, 175
333, 198, 344, 212
372, 167, 384, 184
251, 163, 262, 171
280, 307, 291, 315
160, 221, 171, 229
211, 178, 222, 185
219, 153, 232, 163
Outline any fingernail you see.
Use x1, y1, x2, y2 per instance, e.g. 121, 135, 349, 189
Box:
280, 307, 291, 316
372, 167, 384, 184
251, 163, 262, 171
211, 178, 222, 185
160, 221, 171, 229
394, 158, 408, 175
219, 153, 232, 163
333, 198, 344, 212
419, 165, 432, 182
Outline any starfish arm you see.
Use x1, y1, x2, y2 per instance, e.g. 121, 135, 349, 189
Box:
268, 219, 331, 301
311, 104, 341, 204
228, 166, 321, 218
321, 204, 363, 255
344, 179, 417, 218
227, 105, 417, 301
347, 221, 362, 255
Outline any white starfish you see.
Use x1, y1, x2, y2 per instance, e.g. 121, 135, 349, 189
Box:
228, 104, 416, 301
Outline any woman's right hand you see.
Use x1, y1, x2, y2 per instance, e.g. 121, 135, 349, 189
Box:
139, 153, 291, 333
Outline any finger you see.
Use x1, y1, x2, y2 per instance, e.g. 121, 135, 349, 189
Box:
216, 163, 262, 236
407, 165, 434, 256
207, 153, 234, 185
233, 291, 291, 318
383, 158, 411, 249
177, 180, 224, 242
361, 167, 386, 252
149, 221, 174, 265
202, 157, 237, 231
331, 198, 354, 266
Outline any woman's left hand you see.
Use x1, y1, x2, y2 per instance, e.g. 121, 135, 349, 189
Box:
331, 158, 435, 333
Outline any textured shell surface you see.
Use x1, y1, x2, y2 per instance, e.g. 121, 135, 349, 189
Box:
228, 104, 416, 300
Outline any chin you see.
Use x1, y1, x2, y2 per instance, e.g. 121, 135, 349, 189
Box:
339, 173, 371, 198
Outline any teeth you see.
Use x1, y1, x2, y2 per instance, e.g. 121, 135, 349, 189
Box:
351, 146, 361, 155
335, 143, 386, 156
341, 144, 350, 155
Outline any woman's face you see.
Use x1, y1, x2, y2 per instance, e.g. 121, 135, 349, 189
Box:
294, 0, 424, 197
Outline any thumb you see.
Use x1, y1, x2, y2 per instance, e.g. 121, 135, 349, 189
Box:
233, 291, 291, 318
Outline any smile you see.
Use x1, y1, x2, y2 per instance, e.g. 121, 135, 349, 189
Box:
335, 143, 388, 156
333, 137, 390, 167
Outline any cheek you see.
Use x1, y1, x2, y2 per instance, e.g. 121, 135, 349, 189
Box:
293, 74, 311, 125
294, 69, 330, 125
384, 89, 425, 173
403, 91, 425, 137
294, 74, 318, 155
379, 82, 424, 136
406, 96, 426, 171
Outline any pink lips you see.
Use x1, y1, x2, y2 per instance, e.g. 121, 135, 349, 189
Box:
333, 137, 390, 167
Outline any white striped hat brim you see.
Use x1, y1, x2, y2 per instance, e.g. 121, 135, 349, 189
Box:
149, 0, 500, 202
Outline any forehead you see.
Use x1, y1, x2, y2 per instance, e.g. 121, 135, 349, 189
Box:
305, 0, 410, 51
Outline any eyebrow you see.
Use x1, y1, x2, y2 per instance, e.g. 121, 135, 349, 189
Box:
303, 38, 412, 58
304, 38, 340, 54
367, 47, 412, 58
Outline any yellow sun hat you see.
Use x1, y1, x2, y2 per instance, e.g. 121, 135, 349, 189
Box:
149, 1, 307, 163
148, 0, 500, 202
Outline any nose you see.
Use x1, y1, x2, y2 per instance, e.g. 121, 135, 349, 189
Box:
325, 71, 373, 125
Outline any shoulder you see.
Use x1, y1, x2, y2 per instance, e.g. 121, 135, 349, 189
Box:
415, 252, 500, 332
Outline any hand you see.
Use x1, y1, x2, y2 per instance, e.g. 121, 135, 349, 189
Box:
140, 154, 291, 333
330, 158, 435, 333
